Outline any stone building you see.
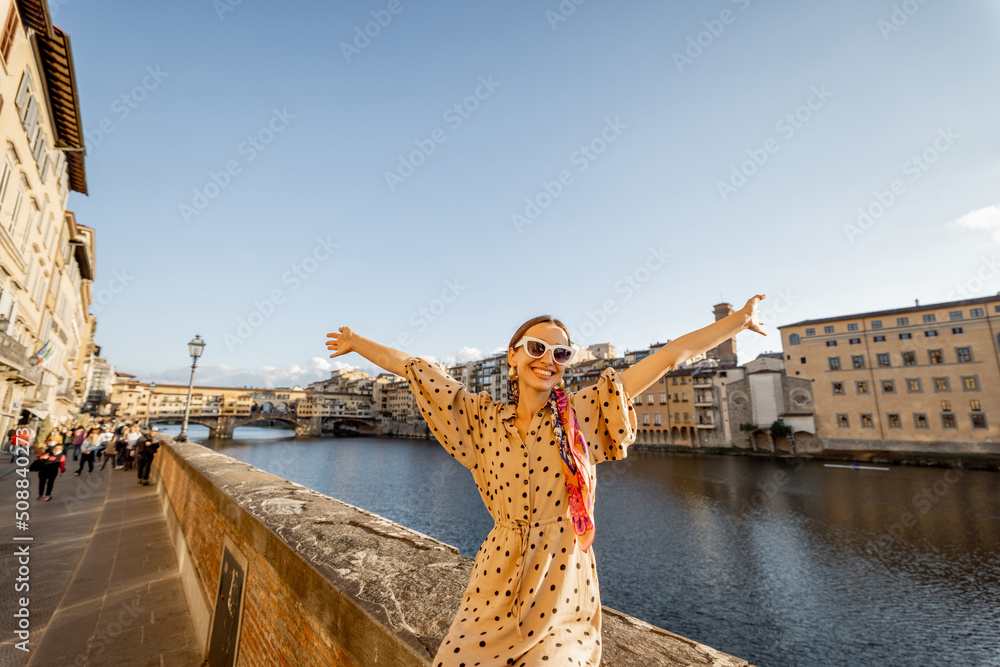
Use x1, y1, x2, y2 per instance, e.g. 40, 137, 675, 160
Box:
779, 295, 999, 454
0, 1, 92, 435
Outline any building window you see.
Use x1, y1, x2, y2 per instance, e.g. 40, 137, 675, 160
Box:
901, 351, 916, 366
856, 381, 869, 394
837, 414, 849, 428
970, 308, 984, 318
971, 413, 987, 429
923, 314, 936, 323
956, 347, 972, 363
800, 357, 806, 364
877, 353, 891, 367
789, 334, 800, 345
941, 413, 957, 429
856, 414, 872, 428
941, 400, 951, 411
829, 357, 841, 371
832, 382, 845, 395
949, 311, 963, 320
887, 413, 901, 428
952, 327, 964, 334
851, 355, 865, 369
928, 349, 943, 364
899, 333, 912, 340
871, 320, 883, 329
962, 376, 979, 391
659, 392, 666, 404
934, 377, 950, 392
914, 414, 929, 429
847, 323, 859, 332
906, 378, 922, 393
874, 335, 886, 343
850, 338, 861, 345
672, 378, 677, 385
882, 380, 895, 394
654, 413, 661, 425
826, 340, 838, 347
925, 330, 938, 338
970, 399, 981, 411
647, 392, 654, 405
643, 413, 649, 426
634, 394, 642, 405
824, 325, 835, 334
897, 317, 909, 326
805, 328, 815, 336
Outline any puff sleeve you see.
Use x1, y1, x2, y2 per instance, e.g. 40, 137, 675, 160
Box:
570, 366, 637, 464
402, 357, 486, 470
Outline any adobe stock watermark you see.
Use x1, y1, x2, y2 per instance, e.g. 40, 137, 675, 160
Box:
73, 600, 144, 666
569, 245, 669, 345
868, 466, 964, 559
214, 0, 246, 21
90, 269, 135, 315
392, 278, 468, 349
843, 126, 958, 243
946, 255, 1000, 300
340, 0, 413, 63
716, 85, 833, 202
224, 236, 339, 351
511, 117, 627, 233
84, 67, 169, 152
179, 107, 295, 224
384, 75, 502, 192
672, 0, 752, 73
545, 0, 591, 31
877, 0, 933, 40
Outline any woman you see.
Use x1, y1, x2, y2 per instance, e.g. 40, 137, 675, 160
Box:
326, 295, 767, 665
35, 444, 66, 501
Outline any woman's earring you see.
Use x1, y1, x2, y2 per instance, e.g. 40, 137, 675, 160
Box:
557, 378, 565, 390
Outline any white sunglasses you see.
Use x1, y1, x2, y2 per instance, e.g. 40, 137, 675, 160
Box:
514, 336, 575, 365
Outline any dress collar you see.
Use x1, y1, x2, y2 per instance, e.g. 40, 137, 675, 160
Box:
498, 402, 517, 423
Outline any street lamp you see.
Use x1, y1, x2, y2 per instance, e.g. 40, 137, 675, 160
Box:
146, 382, 156, 428
178, 335, 205, 441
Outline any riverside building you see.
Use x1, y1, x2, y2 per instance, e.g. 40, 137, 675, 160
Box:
778, 295, 999, 454
0, 1, 93, 435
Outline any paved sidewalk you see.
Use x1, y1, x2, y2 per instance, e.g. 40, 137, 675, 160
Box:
0, 454, 202, 666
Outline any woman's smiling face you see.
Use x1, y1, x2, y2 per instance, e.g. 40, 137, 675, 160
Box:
508, 322, 570, 396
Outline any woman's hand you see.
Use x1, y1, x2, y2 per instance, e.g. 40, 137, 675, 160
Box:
741, 294, 768, 336
326, 327, 356, 359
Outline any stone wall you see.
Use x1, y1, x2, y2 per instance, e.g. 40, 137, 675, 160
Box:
154, 438, 754, 666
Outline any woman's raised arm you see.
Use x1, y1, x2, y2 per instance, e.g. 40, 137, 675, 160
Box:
619, 294, 768, 397
326, 327, 411, 376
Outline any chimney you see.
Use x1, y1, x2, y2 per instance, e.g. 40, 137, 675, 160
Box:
915, 299, 920, 306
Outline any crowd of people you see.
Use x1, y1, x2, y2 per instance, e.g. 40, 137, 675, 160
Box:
8, 418, 161, 502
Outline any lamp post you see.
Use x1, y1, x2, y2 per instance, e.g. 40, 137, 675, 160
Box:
178, 335, 205, 441
145, 382, 156, 428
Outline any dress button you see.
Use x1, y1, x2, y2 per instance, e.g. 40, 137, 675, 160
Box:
530, 430, 536, 435
537, 411, 543, 417
523, 505, 529, 511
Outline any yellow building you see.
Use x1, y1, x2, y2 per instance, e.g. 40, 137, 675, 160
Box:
779, 296, 999, 453
0, 0, 91, 435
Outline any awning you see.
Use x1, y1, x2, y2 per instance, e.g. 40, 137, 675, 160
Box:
22, 406, 49, 420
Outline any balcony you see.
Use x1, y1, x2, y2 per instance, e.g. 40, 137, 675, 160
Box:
0, 330, 29, 371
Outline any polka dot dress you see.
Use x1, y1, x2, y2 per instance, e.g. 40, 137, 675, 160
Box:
403, 358, 637, 667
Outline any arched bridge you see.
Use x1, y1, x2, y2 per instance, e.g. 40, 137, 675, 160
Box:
149, 411, 376, 440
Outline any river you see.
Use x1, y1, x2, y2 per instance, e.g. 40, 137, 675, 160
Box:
156, 424, 1000, 667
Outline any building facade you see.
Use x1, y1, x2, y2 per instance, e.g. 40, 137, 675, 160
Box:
779, 295, 999, 453
0, 1, 92, 437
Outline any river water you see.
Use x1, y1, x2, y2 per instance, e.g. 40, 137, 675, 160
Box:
158, 425, 1000, 667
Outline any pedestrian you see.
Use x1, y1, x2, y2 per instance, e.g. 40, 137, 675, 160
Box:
74, 429, 100, 475
325, 294, 767, 666
101, 428, 119, 471
71, 424, 86, 461
123, 424, 141, 470
33, 444, 66, 501
134, 427, 159, 485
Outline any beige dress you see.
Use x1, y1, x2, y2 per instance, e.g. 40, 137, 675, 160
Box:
403, 358, 637, 667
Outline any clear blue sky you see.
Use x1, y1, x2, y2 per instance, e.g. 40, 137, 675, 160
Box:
55, 0, 1000, 387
